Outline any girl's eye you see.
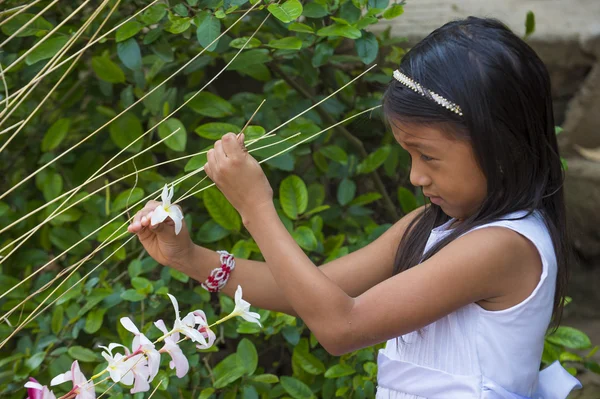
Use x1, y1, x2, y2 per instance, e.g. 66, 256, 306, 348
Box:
420, 154, 434, 162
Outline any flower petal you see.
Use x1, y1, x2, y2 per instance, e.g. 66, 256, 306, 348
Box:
168, 208, 183, 235
130, 373, 150, 394
146, 350, 161, 381
160, 184, 169, 205
150, 205, 169, 227
154, 319, 169, 335
182, 326, 207, 346
120, 317, 140, 335
168, 293, 180, 320
50, 370, 71, 386
241, 311, 262, 327
235, 285, 242, 304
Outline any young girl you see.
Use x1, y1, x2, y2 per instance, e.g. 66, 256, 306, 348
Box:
127, 17, 582, 399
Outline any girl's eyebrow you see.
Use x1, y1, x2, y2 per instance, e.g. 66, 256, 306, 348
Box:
403, 141, 436, 151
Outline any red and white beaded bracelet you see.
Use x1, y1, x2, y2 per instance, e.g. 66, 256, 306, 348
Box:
201, 250, 235, 292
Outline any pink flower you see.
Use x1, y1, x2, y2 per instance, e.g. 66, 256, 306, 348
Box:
193, 310, 216, 350
25, 378, 56, 399
166, 294, 209, 346
128, 354, 151, 394
120, 317, 161, 381
154, 319, 189, 378
50, 361, 95, 399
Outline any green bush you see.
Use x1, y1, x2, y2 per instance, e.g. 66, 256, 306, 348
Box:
0, 1, 597, 398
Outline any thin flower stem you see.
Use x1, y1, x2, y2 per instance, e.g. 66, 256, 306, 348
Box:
0, 8, 266, 260
0, 1, 260, 200
0, 0, 106, 147
0, 0, 91, 77
147, 377, 165, 398
0, 63, 7, 113
0, 0, 43, 26
0, 131, 307, 319
0, 0, 121, 260
0, 0, 162, 107
0, 126, 181, 236
0, 0, 60, 48
240, 99, 267, 135
0, 232, 134, 349
0, 120, 23, 135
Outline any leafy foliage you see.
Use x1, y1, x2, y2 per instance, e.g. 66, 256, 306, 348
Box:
0, 1, 597, 398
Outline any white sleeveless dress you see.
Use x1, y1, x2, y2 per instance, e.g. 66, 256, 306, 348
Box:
376, 210, 582, 399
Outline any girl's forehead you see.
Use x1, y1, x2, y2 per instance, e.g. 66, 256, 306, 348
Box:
390, 121, 455, 148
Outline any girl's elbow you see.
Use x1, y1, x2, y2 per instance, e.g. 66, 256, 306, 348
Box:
316, 326, 355, 356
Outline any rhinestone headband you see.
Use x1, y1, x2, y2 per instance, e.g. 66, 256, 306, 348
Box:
392, 70, 463, 116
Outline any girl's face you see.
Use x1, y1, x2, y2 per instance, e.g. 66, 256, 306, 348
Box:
390, 120, 488, 221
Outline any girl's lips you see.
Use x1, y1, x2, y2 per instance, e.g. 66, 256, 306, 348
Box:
428, 196, 443, 205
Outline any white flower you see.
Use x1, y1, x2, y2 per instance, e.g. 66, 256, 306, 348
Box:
98, 343, 136, 385
232, 285, 262, 326
50, 360, 95, 399
154, 320, 189, 378
150, 184, 184, 235
120, 317, 161, 381
165, 293, 208, 346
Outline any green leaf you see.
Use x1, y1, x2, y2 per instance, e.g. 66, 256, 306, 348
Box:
51, 306, 64, 335
383, 4, 404, 19
25, 36, 69, 65
158, 118, 187, 151
26, 352, 46, 372
317, 24, 362, 39
357, 145, 391, 174
109, 112, 144, 152
226, 49, 271, 70
397, 187, 417, 213
186, 92, 235, 117
204, 187, 241, 231
98, 222, 127, 242
368, 0, 388, 9
92, 56, 126, 83
337, 178, 356, 206
280, 376, 314, 399
195, 122, 240, 140
292, 226, 317, 251
84, 308, 107, 334
165, 14, 191, 34
121, 289, 146, 302
312, 42, 334, 67
116, 20, 143, 42
293, 341, 325, 375
267, 37, 303, 50
132, 277, 154, 294
198, 388, 215, 399
0, 14, 53, 37
113, 188, 144, 212
349, 192, 382, 206
141, 4, 168, 24
213, 354, 246, 388
195, 12, 221, 51
170, 268, 190, 283
355, 31, 378, 64
42, 172, 62, 201
68, 346, 98, 362
288, 22, 314, 33
197, 219, 231, 243
267, 0, 303, 23
320, 145, 348, 164
546, 326, 592, 349
117, 38, 142, 70
42, 118, 70, 152
230, 37, 262, 49
251, 374, 279, 383
237, 338, 258, 375
302, 2, 328, 18
280, 175, 308, 219
324, 363, 356, 378
525, 11, 535, 37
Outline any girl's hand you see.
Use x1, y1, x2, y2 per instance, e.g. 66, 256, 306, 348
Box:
127, 200, 194, 269
204, 133, 274, 224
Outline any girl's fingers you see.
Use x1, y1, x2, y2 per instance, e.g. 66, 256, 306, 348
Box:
215, 139, 228, 161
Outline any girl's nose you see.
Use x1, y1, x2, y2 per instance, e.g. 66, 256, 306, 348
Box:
409, 164, 432, 188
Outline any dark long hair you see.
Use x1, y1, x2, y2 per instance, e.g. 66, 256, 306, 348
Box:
384, 17, 570, 329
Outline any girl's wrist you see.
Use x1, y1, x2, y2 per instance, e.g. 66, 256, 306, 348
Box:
241, 201, 276, 228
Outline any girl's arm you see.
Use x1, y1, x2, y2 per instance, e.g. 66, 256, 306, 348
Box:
176, 206, 424, 315
205, 133, 541, 355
